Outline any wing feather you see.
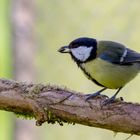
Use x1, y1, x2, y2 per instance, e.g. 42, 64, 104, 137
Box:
98, 41, 140, 65
123, 48, 140, 64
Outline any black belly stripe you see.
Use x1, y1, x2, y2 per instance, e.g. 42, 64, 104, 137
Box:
78, 64, 105, 87
91, 78, 105, 87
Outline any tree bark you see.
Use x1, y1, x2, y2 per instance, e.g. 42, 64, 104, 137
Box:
0, 79, 140, 135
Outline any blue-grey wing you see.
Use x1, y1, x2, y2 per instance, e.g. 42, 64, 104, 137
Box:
99, 51, 122, 64
123, 48, 140, 64
99, 48, 140, 65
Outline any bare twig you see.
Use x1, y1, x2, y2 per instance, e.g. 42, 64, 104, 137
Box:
0, 79, 140, 135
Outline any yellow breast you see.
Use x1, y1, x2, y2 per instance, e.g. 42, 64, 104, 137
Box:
81, 58, 139, 89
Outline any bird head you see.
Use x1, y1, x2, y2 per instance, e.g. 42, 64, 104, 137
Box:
58, 37, 97, 63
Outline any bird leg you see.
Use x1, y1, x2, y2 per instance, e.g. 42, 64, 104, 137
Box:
102, 87, 122, 106
85, 87, 107, 101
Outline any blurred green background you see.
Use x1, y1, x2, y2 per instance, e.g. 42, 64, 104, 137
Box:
0, 0, 140, 140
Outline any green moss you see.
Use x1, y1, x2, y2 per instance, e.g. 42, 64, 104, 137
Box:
46, 109, 75, 126
14, 112, 34, 120
30, 84, 45, 94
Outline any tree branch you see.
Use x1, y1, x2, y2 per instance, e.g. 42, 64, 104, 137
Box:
0, 79, 140, 135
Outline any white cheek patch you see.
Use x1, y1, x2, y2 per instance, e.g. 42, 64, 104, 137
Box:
71, 46, 93, 61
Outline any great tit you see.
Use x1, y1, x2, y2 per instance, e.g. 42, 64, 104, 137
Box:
58, 37, 140, 105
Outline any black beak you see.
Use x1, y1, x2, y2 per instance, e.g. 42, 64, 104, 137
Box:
58, 46, 70, 53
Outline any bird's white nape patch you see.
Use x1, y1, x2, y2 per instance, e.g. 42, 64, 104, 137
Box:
71, 46, 93, 62
120, 48, 128, 62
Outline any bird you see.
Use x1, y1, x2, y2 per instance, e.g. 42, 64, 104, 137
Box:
58, 37, 140, 105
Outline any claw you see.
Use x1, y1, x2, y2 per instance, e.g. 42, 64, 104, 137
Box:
85, 87, 107, 101
102, 96, 116, 106
101, 87, 123, 106
85, 92, 101, 101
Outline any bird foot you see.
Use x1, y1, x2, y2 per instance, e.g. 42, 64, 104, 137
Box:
102, 97, 115, 106
102, 96, 124, 106
85, 92, 108, 101
85, 92, 100, 101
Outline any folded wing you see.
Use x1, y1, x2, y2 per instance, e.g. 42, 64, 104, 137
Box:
98, 41, 140, 65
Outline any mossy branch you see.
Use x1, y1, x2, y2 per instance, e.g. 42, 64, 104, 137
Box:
0, 79, 140, 135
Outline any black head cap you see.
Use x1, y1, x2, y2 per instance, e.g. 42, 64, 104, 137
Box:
69, 37, 97, 48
